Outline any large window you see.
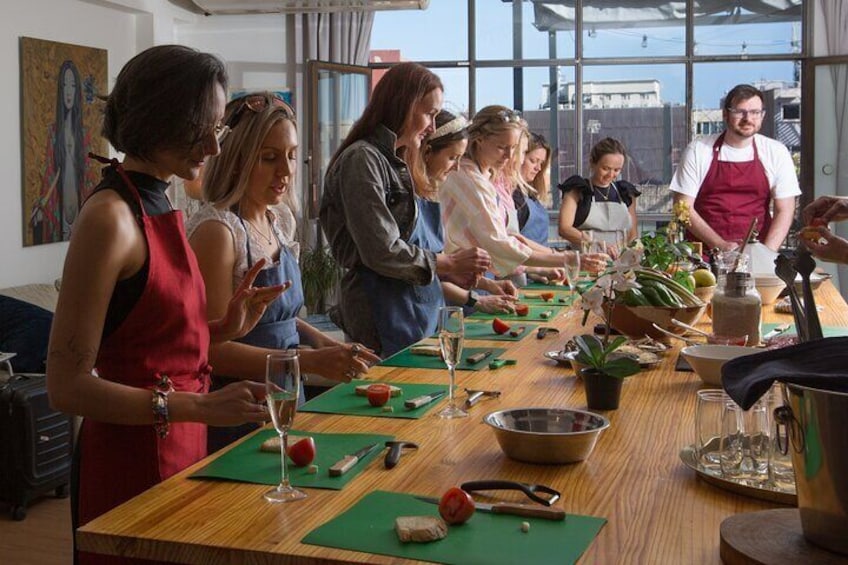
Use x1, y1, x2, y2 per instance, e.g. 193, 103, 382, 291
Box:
372, 0, 806, 213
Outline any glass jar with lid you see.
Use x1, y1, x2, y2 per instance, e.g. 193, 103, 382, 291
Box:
711, 271, 762, 346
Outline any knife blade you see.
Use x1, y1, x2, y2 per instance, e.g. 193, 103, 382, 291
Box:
762, 323, 791, 342
414, 496, 565, 521
466, 350, 493, 364
403, 390, 446, 409
328, 442, 380, 477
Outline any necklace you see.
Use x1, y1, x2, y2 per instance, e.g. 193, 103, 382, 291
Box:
593, 184, 612, 202
245, 217, 273, 245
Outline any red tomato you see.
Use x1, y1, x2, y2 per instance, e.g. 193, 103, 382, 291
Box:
810, 217, 828, 227
515, 303, 530, 316
438, 487, 476, 525
366, 383, 391, 407
492, 318, 511, 335
540, 292, 555, 302
286, 437, 316, 467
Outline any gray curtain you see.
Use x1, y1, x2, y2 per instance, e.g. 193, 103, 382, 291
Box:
304, 11, 374, 65
819, 0, 848, 293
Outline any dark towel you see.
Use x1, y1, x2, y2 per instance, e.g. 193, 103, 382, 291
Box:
721, 337, 848, 409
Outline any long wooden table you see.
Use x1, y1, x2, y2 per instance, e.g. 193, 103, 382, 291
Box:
76, 282, 848, 564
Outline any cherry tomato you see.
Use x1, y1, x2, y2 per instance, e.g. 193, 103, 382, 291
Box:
492, 318, 511, 335
515, 303, 530, 317
366, 383, 391, 407
540, 292, 555, 302
286, 437, 316, 467
438, 487, 476, 525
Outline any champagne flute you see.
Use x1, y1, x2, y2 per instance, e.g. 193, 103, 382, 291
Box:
563, 250, 581, 307
437, 306, 466, 419
264, 351, 307, 503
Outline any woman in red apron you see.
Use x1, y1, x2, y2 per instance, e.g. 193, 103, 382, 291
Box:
45, 45, 283, 565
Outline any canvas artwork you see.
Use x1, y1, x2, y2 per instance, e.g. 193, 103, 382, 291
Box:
20, 36, 108, 247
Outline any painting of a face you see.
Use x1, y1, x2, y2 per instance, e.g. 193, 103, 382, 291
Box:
62, 67, 76, 111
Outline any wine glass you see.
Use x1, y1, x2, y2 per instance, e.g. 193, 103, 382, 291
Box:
437, 306, 467, 419
264, 351, 307, 503
563, 250, 581, 307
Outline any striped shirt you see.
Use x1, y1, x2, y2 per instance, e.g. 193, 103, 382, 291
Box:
440, 159, 532, 276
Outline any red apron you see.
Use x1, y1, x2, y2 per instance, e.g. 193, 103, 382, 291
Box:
77, 164, 211, 565
689, 132, 772, 246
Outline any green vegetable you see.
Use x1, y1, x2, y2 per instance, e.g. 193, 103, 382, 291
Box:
620, 288, 650, 307
639, 286, 667, 306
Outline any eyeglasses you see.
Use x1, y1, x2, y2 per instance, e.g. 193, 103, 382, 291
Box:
727, 108, 765, 119
497, 109, 523, 124
214, 123, 231, 145
225, 93, 295, 133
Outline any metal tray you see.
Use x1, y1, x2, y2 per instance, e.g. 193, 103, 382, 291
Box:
679, 444, 797, 506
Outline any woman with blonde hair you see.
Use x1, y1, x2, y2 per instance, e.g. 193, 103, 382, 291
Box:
188, 92, 379, 452
440, 105, 606, 280
514, 132, 553, 245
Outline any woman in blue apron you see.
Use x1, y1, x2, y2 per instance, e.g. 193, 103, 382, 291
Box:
514, 132, 553, 246
557, 137, 640, 256
188, 92, 380, 452
320, 64, 491, 358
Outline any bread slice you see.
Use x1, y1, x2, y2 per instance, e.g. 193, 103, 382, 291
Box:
395, 516, 448, 543
409, 345, 442, 357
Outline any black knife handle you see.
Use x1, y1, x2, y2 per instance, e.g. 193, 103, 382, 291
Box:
461, 479, 561, 506
385, 443, 402, 469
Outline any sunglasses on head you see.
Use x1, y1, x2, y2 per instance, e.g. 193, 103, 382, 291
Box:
497, 109, 523, 124
223, 93, 295, 134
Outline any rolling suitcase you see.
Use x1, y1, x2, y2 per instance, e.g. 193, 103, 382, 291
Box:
0, 374, 73, 520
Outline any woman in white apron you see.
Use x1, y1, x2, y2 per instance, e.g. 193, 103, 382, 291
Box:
557, 137, 640, 255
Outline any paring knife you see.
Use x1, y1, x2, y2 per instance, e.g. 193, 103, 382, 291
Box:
762, 323, 791, 342
403, 390, 446, 409
466, 350, 493, 364
328, 443, 380, 477
414, 496, 566, 521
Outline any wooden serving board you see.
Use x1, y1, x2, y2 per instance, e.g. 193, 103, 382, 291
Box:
719, 509, 848, 564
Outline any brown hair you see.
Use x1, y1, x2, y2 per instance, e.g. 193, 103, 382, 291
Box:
524, 132, 552, 205
103, 45, 228, 161
414, 109, 469, 194
329, 62, 443, 169
723, 84, 765, 110
589, 137, 627, 167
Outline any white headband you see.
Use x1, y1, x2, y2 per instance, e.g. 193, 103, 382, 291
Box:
430, 115, 468, 141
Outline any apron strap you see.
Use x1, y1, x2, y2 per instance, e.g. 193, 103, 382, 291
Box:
88, 152, 147, 218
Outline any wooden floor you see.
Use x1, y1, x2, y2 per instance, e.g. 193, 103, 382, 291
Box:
0, 495, 72, 564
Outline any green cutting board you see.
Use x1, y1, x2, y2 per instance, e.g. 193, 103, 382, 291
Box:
762, 323, 848, 338
380, 347, 508, 371
302, 490, 606, 565
519, 293, 578, 306
190, 429, 393, 489
469, 305, 564, 322
299, 380, 450, 419
440, 322, 537, 341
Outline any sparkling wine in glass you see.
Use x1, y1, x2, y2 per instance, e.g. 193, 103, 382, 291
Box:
563, 250, 581, 306
438, 306, 466, 419
264, 351, 306, 503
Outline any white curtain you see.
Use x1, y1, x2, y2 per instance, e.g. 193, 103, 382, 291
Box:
819, 0, 848, 293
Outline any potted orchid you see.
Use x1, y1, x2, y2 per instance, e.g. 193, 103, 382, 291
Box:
576, 248, 643, 410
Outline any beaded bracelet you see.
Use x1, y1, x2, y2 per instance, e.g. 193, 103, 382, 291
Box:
152, 374, 175, 439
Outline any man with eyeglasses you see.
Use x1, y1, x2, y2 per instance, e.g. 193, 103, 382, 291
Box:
670, 83, 800, 253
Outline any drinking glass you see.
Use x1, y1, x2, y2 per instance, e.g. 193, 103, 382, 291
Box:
264, 351, 307, 502
580, 230, 595, 254
719, 396, 770, 485
563, 250, 581, 308
438, 306, 466, 419
694, 389, 728, 472
767, 384, 795, 490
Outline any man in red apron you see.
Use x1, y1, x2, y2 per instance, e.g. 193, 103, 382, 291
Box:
670, 84, 800, 253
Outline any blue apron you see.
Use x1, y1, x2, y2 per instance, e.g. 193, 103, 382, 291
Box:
521, 196, 550, 246
207, 217, 305, 453
360, 198, 445, 358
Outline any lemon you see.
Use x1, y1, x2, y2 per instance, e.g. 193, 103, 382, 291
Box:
693, 268, 716, 288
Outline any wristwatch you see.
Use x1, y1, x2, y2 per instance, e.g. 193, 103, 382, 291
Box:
465, 290, 479, 309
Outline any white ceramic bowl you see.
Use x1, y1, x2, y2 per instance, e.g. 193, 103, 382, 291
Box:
753, 274, 786, 305
680, 344, 758, 386
484, 408, 609, 464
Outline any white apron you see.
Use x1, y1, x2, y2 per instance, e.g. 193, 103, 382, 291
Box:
577, 182, 632, 245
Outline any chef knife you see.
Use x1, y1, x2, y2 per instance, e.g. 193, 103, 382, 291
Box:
414, 496, 566, 521
403, 390, 446, 409
328, 443, 380, 477
466, 350, 493, 364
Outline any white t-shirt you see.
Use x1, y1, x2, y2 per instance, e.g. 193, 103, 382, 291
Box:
669, 133, 800, 200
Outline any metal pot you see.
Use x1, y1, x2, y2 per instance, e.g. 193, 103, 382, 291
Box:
779, 383, 848, 555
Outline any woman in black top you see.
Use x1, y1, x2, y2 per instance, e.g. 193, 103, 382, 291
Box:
557, 137, 640, 253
